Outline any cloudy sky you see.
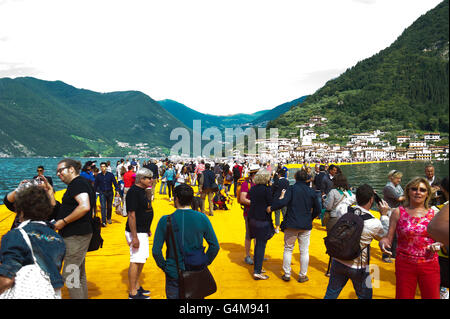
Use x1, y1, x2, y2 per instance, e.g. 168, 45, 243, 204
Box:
0, 0, 443, 115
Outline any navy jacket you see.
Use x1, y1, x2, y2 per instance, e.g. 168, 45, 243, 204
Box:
202, 170, 216, 190
94, 171, 119, 193
271, 181, 321, 230
321, 174, 333, 195
249, 184, 273, 222
272, 177, 290, 199
144, 163, 159, 180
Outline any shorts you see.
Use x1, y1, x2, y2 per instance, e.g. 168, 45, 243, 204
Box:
125, 231, 150, 264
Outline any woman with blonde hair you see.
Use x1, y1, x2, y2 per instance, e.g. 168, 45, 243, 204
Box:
381, 170, 405, 263
379, 177, 443, 299
248, 169, 274, 280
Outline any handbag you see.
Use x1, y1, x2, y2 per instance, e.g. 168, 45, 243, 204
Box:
166, 215, 217, 299
0, 227, 60, 299
322, 191, 347, 226
88, 211, 103, 252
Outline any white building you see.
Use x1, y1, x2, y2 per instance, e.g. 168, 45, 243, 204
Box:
410, 141, 427, 147
350, 133, 380, 144
424, 133, 440, 142
397, 136, 411, 144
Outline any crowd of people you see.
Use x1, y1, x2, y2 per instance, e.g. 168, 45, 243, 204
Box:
0, 157, 448, 300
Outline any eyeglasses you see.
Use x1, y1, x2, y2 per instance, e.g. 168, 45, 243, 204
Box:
410, 187, 427, 193
56, 166, 69, 174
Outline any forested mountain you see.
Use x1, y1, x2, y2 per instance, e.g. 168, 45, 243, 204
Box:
0, 77, 188, 157
157, 99, 269, 130
159, 95, 309, 130
268, 0, 449, 143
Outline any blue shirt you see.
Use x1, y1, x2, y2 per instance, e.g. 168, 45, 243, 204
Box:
94, 171, 119, 193
152, 209, 220, 280
163, 169, 175, 181
80, 171, 95, 183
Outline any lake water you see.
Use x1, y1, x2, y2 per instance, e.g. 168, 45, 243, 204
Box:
0, 157, 448, 204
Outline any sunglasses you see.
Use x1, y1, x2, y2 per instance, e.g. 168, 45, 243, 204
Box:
56, 166, 70, 174
410, 187, 427, 193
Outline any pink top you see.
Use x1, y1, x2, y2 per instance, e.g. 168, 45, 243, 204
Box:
195, 163, 205, 174
396, 206, 438, 263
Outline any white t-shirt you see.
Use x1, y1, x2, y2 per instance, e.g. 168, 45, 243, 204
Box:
334, 206, 385, 269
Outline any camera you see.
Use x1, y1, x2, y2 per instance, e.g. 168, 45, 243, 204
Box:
16, 180, 37, 192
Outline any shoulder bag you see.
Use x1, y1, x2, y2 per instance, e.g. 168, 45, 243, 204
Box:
0, 226, 60, 299
88, 210, 103, 252
166, 215, 217, 299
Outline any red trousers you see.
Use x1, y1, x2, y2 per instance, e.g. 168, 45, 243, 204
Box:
395, 254, 441, 299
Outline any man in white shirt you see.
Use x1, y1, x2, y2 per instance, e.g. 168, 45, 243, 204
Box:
324, 184, 389, 299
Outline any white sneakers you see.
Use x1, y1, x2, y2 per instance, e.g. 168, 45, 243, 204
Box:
253, 273, 269, 280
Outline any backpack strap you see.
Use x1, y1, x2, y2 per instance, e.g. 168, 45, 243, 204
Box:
359, 212, 373, 268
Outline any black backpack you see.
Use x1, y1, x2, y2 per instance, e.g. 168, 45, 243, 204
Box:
324, 206, 373, 261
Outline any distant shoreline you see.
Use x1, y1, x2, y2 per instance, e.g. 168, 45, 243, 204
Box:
286, 159, 421, 169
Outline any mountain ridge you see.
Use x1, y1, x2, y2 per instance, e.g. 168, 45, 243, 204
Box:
0, 77, 189, 157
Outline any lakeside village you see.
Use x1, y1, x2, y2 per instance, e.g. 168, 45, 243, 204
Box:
119, 116, 449, 163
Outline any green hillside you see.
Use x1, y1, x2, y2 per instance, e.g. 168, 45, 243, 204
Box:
0, 77, 189, 157
268, 0, 449, 143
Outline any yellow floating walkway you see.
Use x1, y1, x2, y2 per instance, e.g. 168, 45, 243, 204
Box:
0, 181, 419, 299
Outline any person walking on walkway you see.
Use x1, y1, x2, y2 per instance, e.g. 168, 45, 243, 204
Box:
152, 184, 220, 298
162, 164, 176, 202
379, 177, 443, 299
53, 158, 95, 299
324, 184, 388, 299
272, 167, 289, 233
239, 164, 260, 265
201, 163, 217, 216
271, 169, 321, 283
323, 173, 356, 276
381, 170, 405, 263
248, 169, 274, 280
125, 168, 154, 299
94, 162, 119, 227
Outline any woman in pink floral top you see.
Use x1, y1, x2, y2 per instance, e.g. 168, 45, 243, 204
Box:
379, 177, 442, 299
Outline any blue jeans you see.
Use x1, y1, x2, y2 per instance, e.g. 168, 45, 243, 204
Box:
99, 190, 114, 223
159, 181, 167, 194
166, 277, 179, 299
254, 238, 268, 274
324, 259, 372, 299
315, 190, 322, 211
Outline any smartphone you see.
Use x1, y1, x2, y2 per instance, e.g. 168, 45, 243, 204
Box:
374, 192, 382, 205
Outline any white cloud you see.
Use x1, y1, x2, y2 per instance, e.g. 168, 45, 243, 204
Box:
0, 0, 443, 115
